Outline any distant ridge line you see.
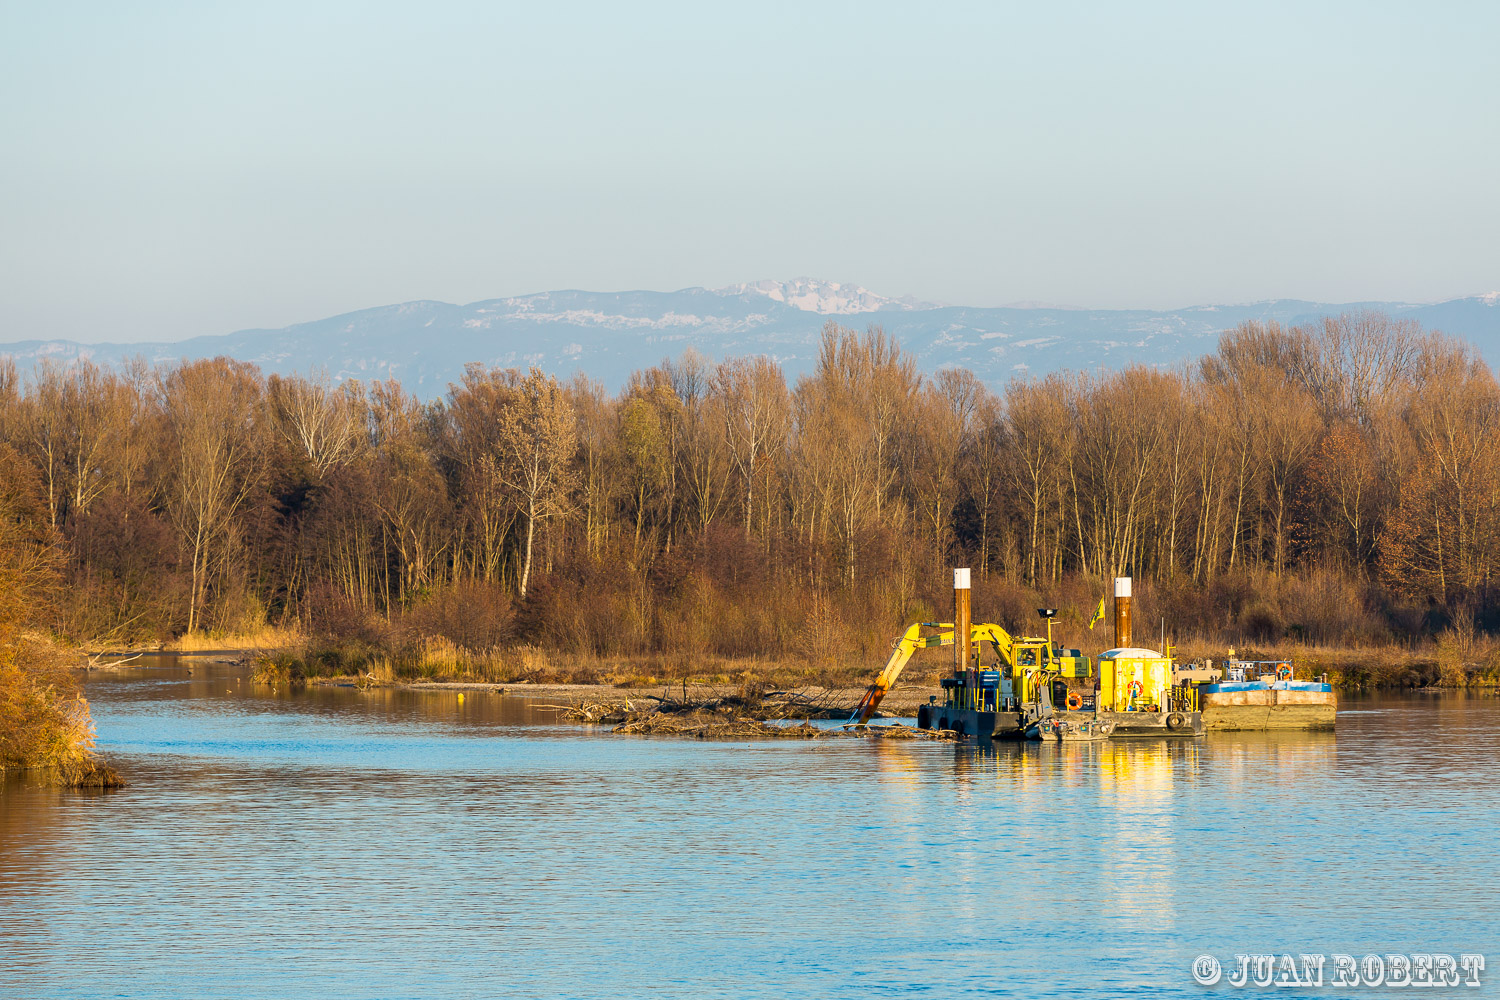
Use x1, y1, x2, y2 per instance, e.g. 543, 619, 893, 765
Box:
3, 282, 1497, 399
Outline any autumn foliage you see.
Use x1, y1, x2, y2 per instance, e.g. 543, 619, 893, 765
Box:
1, 313, 1497, 683
0, 442, 118, 785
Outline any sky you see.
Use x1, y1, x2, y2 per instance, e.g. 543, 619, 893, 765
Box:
2, 0, 1497, 344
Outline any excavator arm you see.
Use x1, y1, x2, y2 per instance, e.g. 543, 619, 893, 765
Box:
850, 623, 938, 725
848, 620, 1036, 726
974, 623, 1017, 666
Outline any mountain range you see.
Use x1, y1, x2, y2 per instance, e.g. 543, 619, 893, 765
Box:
4, 279, 1499, 397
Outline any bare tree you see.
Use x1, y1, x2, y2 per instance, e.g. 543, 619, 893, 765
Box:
813, 323, 919, 521
1307, 422, 1380, 569
12, 361, 138, 527
677, 387, 729, 536
1391, 339, 1500, 599
1302, 311, 1421, 424
0, 360, 19, 467
15, 361, 69, 526
1259, 375, 1321, 574
567, 374, 619, 557
446, 365, 520, 582
1005, 375, 1072, 583
1071, 368, 1168, 576
113, 358, 157, 499
794, 364, 883, 584
619, 382, 677, 553
159, 358, 264, 633
715, 356, 790, 537
269, 372, 367, 479
907, 369, 982, 553
964, 392, 1007, 576
664, 349, 729, 536
63, 362, 132, 520
497, 368, 577, 599
1152, 369, 1198, 578
371, 379, 448, 604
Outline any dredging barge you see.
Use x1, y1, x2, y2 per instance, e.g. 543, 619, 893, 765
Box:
1197, 657, 1336, 730
851, 570, 1335, 739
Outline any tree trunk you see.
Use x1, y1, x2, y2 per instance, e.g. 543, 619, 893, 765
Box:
520, 503, 537, 599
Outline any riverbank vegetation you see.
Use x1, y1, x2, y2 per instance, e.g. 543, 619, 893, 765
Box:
4, 312, 1500, 692
0, 445, 120, 786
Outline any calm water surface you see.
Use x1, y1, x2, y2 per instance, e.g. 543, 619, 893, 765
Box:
2, 659, 1498, 999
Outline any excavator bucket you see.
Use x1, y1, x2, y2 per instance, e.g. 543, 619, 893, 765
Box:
849, 623, 931, 726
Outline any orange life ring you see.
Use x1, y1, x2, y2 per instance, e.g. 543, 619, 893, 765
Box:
1127, 680, 1142, 697
1065, 692, 1083, 710
1276, 663, 1292, 680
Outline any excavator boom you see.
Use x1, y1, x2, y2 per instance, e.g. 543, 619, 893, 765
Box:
849, 621, 1030, 725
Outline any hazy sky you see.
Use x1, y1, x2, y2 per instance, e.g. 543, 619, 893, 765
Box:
3, 1, 1497, 343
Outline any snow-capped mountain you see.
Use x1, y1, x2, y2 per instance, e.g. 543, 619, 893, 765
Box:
3, 283, 1498, 399
713, 278, 937, 314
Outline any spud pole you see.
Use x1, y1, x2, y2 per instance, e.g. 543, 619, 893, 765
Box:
954, 568, 972, 707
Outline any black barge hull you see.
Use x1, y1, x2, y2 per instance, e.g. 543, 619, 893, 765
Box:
919, 707, 1204, 740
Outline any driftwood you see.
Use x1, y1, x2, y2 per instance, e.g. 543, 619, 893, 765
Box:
850, 723, 958, 742
612, 713, 827, 739
640, 685, 844, 720
610, 714, 958, 741
80, 652, 143, 672
555, 685, 956, 742
557, 701, 636, 724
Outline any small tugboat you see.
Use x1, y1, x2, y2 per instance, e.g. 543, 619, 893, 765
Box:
1029, 716, 1115, 742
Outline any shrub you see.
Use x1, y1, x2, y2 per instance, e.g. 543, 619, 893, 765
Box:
0, 445, 120, 787
400, 579, 515, 653
306, 583, 389, 645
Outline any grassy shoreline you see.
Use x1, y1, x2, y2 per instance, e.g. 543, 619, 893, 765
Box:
51, 632, 1494, 750
239, 634, 1500, 699
81, 611, 1500, 698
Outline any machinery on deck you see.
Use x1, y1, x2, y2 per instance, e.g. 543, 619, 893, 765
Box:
850, 570, 1205, 739
848, 616, 1091, 737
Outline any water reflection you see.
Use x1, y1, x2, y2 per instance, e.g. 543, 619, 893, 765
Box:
2, 665, 1498, 1000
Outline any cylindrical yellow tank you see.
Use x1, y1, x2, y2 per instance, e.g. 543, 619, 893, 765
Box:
1098, 646, 1170, 712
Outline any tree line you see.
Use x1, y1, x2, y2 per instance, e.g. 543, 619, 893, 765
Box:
1, 312, 1496, 663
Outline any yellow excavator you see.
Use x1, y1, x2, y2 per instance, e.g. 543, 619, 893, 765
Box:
849, 616, 1094, 735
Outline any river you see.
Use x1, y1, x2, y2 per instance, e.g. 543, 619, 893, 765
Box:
2, 657, 1498, 998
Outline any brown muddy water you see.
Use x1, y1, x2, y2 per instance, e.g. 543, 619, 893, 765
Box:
2, 657, 1498, 999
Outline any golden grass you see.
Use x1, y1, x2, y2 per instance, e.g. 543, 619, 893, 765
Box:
169, 625, 305, 652
269, 637, 876, 691
414, 636, 507, 681
248, 624, 1498, 695
1, 634, 123, 787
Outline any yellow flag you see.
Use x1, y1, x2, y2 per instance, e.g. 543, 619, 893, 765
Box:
1088, 595, 1106, 630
